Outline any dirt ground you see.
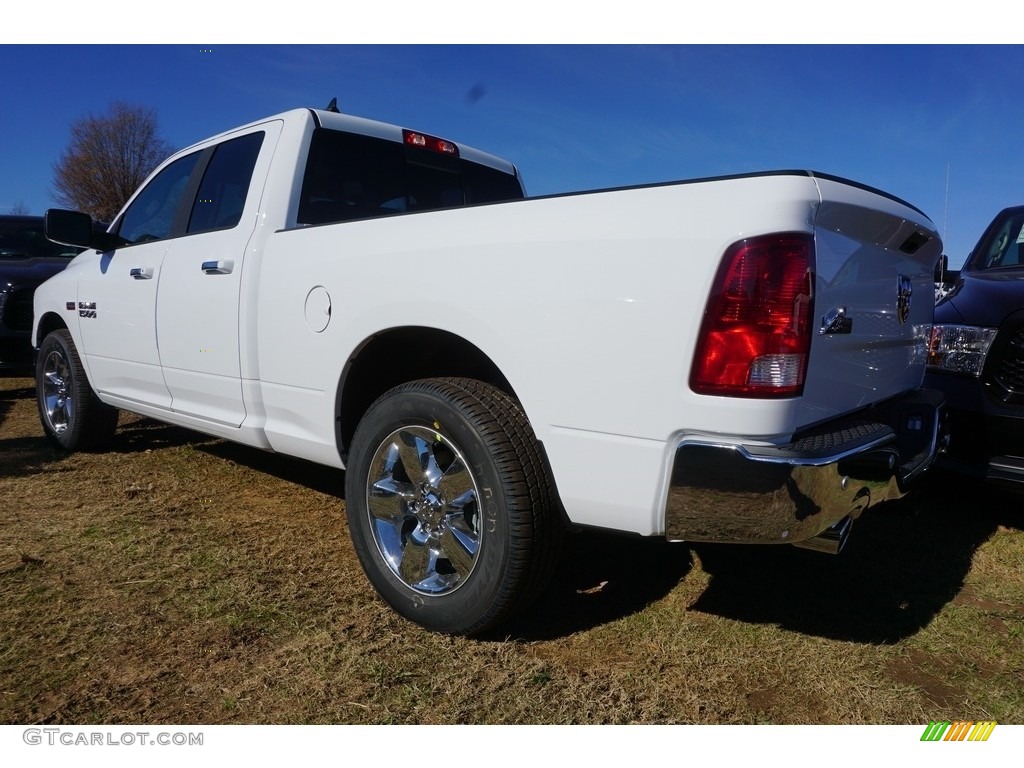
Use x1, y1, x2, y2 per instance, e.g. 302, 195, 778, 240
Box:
1, 374, 1022, 724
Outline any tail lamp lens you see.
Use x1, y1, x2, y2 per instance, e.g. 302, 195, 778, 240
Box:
690, 233, 815, 397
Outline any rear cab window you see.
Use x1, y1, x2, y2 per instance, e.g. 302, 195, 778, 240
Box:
297, 128, 524, 226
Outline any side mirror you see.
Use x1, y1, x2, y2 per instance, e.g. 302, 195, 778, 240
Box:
44, 209, 123, 251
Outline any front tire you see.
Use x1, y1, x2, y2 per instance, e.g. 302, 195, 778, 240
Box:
36, 329, 118, 451
344, 378, 563, 635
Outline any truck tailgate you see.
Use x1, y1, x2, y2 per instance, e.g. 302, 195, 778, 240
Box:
798, 176, 942, 428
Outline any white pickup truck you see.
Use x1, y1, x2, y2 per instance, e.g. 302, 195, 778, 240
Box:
35, 106, 945, 634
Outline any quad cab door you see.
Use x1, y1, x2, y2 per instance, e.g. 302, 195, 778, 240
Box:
155, 121, 281, 427
75, 151, 204, 409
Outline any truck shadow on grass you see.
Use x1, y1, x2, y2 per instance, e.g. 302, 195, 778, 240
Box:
110, 416, 222, 453
0, 416, 222, 479
0, 423, 206, 483
507, 483, 1020, 643
197, 440, 347, 499
113, 418, 347, 499
0, 436, 69, 479
684, 483, 1021, 644
0, 380, 71, 479
502, 531, 696, 641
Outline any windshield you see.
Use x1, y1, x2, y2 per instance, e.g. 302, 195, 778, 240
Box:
970, 207, 1024, 271
0, 219, 83, 259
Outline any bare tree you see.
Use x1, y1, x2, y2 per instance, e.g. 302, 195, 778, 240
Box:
10, 201, 30, 215
52, 102, 174, 222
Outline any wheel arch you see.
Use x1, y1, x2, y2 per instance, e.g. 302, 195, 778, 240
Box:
335, 326, 519, 461
35, 311, 70, 348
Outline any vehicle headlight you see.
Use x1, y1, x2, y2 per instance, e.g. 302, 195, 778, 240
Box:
927, 324, 998, 376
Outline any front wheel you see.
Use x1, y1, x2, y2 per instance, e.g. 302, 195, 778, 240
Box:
344, 378, 564, 635
36, 329, 118, 451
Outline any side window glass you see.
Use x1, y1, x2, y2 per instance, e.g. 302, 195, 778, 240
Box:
187, 132, 265, 234
981, 216, 1021, 269
116, 152, 200, 245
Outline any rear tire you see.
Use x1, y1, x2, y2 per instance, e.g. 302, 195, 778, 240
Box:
36, 329, 118, 452
344, 377, 563, 635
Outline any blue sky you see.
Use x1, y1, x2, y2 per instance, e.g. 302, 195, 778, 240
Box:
2, 41, 1023, 266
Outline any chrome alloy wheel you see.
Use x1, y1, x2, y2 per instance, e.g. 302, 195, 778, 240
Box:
365, 425, 482, 595
41, 349, 74, 435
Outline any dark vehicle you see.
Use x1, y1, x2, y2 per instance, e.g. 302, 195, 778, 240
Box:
927, 205, 1024, 490
0, 215, 86, 372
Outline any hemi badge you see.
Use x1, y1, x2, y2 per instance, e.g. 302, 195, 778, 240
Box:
66, 302, 75, 311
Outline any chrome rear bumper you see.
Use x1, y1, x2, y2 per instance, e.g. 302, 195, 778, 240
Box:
664, 389, 945, 552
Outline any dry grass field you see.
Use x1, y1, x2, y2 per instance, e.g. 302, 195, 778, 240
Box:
1, 374, 1022, 724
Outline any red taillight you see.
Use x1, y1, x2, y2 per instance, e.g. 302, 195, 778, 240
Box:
690, 233, 814, 397
403, 129, 459, 157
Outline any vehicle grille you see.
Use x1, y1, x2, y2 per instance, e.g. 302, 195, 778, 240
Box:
1, 286, 34, 331
992, 327, 1024, 395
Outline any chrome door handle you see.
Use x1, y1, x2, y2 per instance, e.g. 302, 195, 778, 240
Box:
130, 267, 153, 280
202, 259, 234, 275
